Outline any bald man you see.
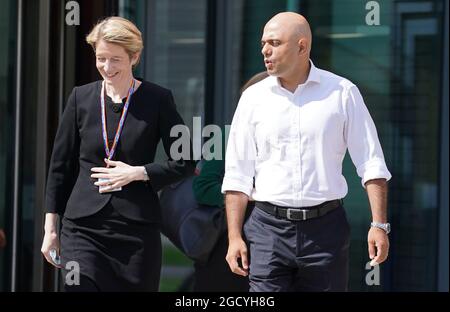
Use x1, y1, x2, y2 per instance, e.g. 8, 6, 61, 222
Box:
222, 12, 391, 291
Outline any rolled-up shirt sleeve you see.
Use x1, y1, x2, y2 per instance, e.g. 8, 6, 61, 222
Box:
344, 85, 392, 187
221, 92, 256, 196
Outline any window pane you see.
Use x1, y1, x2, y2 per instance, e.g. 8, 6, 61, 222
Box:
143, 0, 206, 133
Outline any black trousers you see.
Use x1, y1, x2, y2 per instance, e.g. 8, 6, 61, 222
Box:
244, 203, 350, 292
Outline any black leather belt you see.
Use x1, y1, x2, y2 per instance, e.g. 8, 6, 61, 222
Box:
256, 199, 343, 221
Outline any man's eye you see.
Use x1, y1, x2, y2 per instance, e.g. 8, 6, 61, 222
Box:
97, 57, 106, 62
272, 41, 281, 46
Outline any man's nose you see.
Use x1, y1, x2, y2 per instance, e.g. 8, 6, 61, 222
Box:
261, 44, 270, 57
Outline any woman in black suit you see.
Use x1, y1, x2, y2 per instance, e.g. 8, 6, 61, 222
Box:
40, 16, 195, 291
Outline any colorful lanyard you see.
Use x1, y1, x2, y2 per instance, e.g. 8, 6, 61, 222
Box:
100, 79, 135, 162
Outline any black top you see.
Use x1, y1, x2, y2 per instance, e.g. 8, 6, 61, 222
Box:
45, 80, 195, 222
105, 95, 126, 147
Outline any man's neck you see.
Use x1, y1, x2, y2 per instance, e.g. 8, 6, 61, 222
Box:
279, 61, 311, 93
105, 75, 134, 102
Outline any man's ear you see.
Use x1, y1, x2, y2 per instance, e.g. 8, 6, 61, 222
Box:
298, 39, 307, 54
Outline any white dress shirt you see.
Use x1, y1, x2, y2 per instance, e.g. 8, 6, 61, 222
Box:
221, 61, 391, 207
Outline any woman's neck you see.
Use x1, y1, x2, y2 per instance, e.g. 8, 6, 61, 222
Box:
105, 75, 134, 102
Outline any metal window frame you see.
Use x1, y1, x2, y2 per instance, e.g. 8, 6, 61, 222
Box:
206, 0, 244, 126
11, 0, 23, 292
438, 0, 449, 293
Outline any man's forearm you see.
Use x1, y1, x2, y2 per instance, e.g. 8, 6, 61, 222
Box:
225, 191, 249, 240
365, 179, 388, 223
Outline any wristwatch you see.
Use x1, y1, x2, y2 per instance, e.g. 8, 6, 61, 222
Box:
371, 222, 391, 234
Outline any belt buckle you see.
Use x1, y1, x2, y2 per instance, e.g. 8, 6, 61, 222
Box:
286, 209, 307, 221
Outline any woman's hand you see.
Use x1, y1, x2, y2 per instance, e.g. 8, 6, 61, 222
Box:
91, 159, 148, 192
41, 213, 61, 268
41, 231, 61, 268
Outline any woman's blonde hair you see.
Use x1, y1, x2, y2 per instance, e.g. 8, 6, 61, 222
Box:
86, 16, 143, 66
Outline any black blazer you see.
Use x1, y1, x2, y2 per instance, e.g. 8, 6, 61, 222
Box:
45, 80, 195, 222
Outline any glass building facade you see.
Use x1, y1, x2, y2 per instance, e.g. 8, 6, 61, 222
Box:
0, 0, 448, 292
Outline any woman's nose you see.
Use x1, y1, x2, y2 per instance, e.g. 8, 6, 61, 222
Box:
103, 60, 111, 72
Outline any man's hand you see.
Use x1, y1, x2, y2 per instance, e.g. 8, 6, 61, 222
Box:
226, 236, 249, 276
368, 227, 389, 266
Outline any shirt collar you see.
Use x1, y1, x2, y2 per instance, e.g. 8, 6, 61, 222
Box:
268, 59, 321, 91
307, 60, 321, 84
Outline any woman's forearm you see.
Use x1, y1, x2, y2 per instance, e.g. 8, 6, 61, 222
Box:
44, 213, 59, 233
133, 166, 149, 181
